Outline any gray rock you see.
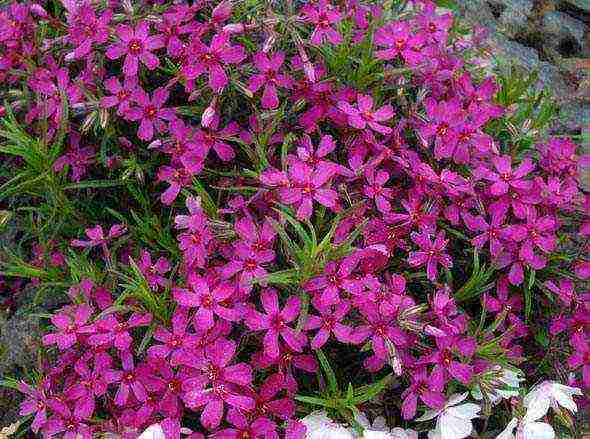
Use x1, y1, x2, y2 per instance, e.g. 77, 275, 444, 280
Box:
564, 0, 590, 13
0, 314, 41, 424
454, 0, 498, 30
494, 0, 535, 37
542, 11, 586, 55
488, 34, 540, 70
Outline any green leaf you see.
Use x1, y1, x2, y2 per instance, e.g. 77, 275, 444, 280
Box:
316, 348, 338, 394
352, 374, 392, 404
62, 179, 125, 190
294, 395, 333, 408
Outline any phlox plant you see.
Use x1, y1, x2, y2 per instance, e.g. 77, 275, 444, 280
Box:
0, 0, 587, 438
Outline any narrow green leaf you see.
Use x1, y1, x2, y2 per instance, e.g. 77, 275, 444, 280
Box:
316, 348, 338, 393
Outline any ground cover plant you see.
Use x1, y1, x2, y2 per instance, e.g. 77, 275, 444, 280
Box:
0, 0, 588, 437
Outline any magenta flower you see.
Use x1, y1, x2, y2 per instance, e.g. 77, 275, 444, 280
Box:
18, 381, 51, 433
71, 224, 126, 249
124, 87, 176, 141
463, 204, 508, 258
53, 132, 95, 182
175, 197, 214, 267
63, 3, 112, 61
100, 76, 138, 115
147, 309, 198, 366
138, 250, 171, 290
545, 278, 575, 306
408, 231, 452, 281
272, 161, 339, 220
249, 51, 293, 109
293, 133, 351, 177
174, 273, 240, 330
338, 94, 394, 134
105, 21, 164, 77
374, 21, 425, 64
42, 403, 93, 439
303, 255, 363, 306
42, 305, 93, 350
182, 33, 245, 92
363, 167, 396, 213
111, 351, 148, 406
218, 408, 278, 438
400, 368, 445, 420
300, 0, 343, 45
568, 335, 590, 388
476, 155, 534, 196
245, 373, 295, 421
157, 165, 193, 205
88, 312, 152, 351
219, 241, 275, 286
182, 338, 254, 429
191, 116, 239, 162
419, 336, 476, 385
352, 302, 409, 363
245, 289, 306, 359
304, 301, 353, 349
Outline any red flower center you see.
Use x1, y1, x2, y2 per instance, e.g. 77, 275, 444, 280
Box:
436, 123, 449, 137
244, 259, 258, 271
128, 39, 143, 55
145, 106, 157, 118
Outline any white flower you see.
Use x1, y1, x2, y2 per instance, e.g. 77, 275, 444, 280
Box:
472, 366, 524, 404
301, 411, 355, 439
523, 381, 582, 423
137, 424, 166, 439
496, 417, 555, 439
355, 413, 418, 439
417, 393, 480, 439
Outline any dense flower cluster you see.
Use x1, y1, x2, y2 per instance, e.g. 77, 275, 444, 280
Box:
0, 0, 587, 438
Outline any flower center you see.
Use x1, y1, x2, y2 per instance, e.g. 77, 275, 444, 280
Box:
302, 184, 314, 195
428, 22, 437, 32
124, 373, 134, 382
145, 106, 157, 118
128, 39, 143, 55
395, 38, 405, 49
242, 259, 257, 270
436, 123, 449, 137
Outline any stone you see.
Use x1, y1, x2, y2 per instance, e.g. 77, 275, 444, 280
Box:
542, 11, 586, 56
487, 34, 540, 70
493, 0, 536, 37
564, 0, 590, 14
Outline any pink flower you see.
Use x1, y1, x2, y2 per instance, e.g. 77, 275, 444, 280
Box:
174, 272, 240, 330
124, 87, 176, 141
42, 304, 94, 350
175, 197, 214, 267
304, 301, 353, 349
71, 224, 126, 248
111, 351, 148, 406
401, 368, 445, 420
363, 167, 396, 213
88, 312, 152, 351
249, 51, 293, 109
138, 250, 171, 290
337, 94, 394, 134
147, 309, 198, 366
100, 76, 138, 114
266, 161, 339, 220
18, 381, 51, 433
182, 33, 245, 92
245, 289, 306, 359
300, 0, 343, 45
408, 231, 452, 281
105, 21, 164, 77
476, 155, 534, 196
374, 21, 425, 64
182, 338, 254, 429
